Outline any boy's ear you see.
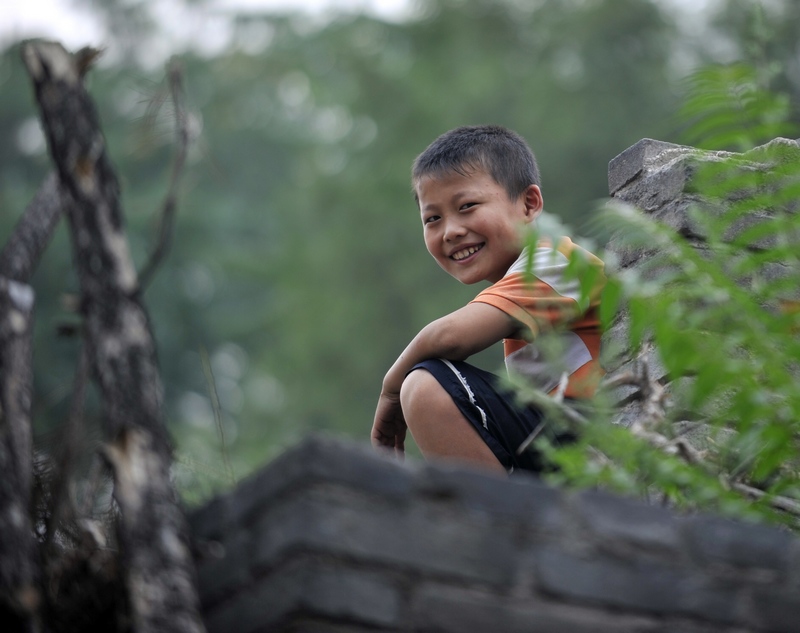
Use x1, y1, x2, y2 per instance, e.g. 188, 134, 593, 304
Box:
522, 184, 544, 220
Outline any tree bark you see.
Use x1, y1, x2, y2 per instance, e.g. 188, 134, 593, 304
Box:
0, 276, 39, 632
0, 172, 63, 284
0, 129, 60, 633
21, 40, 205, 633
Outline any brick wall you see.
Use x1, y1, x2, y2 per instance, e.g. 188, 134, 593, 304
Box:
189, 435, 800, 633
188, 138, 800, 632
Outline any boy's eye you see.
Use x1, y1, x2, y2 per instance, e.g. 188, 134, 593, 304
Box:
424, 215, 440, 224
459, 202, 477, 211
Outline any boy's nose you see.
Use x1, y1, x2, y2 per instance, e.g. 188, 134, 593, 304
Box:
444, 219, 467, 241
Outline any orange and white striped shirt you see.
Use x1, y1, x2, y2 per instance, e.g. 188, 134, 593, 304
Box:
471, 237, 606, 399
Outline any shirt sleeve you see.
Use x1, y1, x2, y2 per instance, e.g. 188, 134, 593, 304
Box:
470, 238, 604, 339
471, 272, 581, 339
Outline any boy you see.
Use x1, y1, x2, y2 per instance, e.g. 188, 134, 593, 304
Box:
371, 125, 605, 474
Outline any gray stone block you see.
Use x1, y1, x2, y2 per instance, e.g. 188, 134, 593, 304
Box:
606, 344, 668, 412
534, 547, 742, 622
414, 463, 563, 530
252, 491, 520, 587
650, 197, 706, 238
534, 547, 682, 613
673, 421, 735, 454
675, 575, 745, 625
788, 539, 800, 590
614, 156, 693, 212
612, 400, 647, 429
188, 493, 232, 540
605, 235, 659, 270
229, 434, 414, 526
195, 528, 252, 606
205, 556, 402, 633
609, 138, 688, 195
748, 586, 800, 633
412, 583, 656, 633
601, 312, 632, 375
280, 619, 385, 632
754, 261, 793, 288
576, 488, 683, 557
721, 210, 783, 250
651, 621, 740, 633
683, 515, 794, 576
604, 219, 685, 278
744, 136, 800, 164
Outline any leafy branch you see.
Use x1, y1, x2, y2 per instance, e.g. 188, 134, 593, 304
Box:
524, 61, 800, 530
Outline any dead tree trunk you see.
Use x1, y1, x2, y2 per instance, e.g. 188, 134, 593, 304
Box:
0, 277, 38, 632
0, 145, 68, 633
21, 41, 205, 633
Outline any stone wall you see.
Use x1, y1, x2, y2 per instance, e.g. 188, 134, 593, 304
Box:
604, 136, 799, 427
188, 138, 800, 632
189, 435, 800, 633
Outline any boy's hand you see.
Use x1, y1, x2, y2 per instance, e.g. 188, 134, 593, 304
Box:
371, 302, 519, 458
371, 391, 407, 457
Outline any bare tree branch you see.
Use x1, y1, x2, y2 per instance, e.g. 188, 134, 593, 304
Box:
0, 73, 69, 633
732, 482, 800, 517
601, 357, 800, 520
515, 354, 800, 521
600, 370, 637, 391
22, 40, 205, 633
0, 172, 64, 283
0, 277, 39, 632
139, 59, 191, 290
199, 347, 234, 484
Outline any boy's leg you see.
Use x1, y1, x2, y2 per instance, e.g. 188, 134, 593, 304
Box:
400, 368, 506, 474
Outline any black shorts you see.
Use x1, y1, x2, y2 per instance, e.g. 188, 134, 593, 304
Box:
409, 359, 571, 473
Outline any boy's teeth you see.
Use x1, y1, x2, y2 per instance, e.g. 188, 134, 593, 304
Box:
452, 245, 481, 261
454, 247, 476, 260
452, 246, 481, 261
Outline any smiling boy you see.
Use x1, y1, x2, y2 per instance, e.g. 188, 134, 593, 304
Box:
371, 125, 605, 474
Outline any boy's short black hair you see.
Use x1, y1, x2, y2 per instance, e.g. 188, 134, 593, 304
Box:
412, 125, 541, 201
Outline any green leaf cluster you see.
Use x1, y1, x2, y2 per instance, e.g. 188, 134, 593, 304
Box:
542, 61, 800, 529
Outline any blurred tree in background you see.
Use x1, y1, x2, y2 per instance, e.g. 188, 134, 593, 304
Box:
1, 0, 796, 503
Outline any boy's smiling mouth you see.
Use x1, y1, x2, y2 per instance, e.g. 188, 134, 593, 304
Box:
451, 244, 484, 261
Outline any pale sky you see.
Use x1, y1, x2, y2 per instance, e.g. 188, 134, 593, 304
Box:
0, 0, 718, 70
0, 0, 715, 45
0, 0, 415, 51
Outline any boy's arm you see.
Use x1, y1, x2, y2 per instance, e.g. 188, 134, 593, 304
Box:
371, 302, 520, 454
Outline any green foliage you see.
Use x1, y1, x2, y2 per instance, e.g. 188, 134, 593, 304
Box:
542, 59, 800, 529
679, 62, 793, 151
1, 0, 685, 503
5, 0, 800, 507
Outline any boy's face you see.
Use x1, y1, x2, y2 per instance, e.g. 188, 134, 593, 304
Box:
416, 168, 543, 284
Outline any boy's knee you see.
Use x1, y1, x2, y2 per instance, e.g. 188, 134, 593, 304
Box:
400, 368, 442, 414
